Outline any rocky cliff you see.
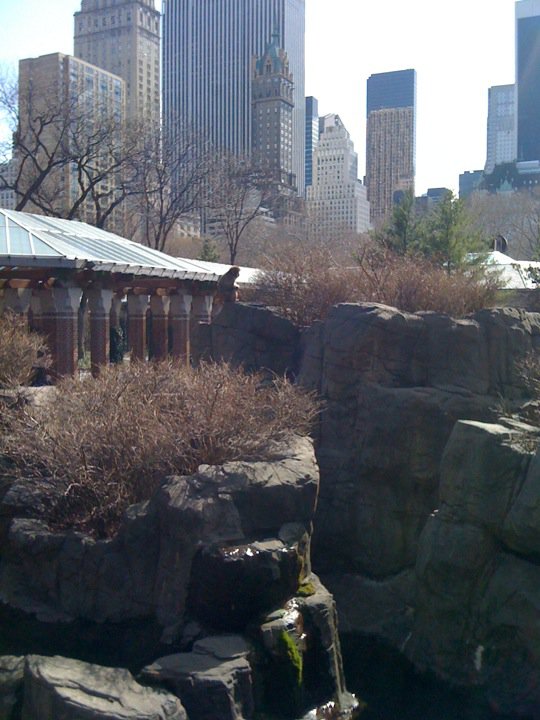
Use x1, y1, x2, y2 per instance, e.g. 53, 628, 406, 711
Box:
0, 436, 358, 719
198, 301, 540, 716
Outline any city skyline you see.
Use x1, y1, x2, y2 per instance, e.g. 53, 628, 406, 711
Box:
0, 0, 518, 195
162, 0, 305, 192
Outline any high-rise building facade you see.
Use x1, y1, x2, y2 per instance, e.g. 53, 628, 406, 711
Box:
162, 0, 305, 194
516, 0, 540, 162
305, 96, 319, 190
74, 0, 160, 124
17, 53, 126, 229
365, 69, 416, 226
306, 114, 370, 236
252, 32, 295, 190
485, 84, 516, 174
459, 170, 484, 199
0, 160, 17, 210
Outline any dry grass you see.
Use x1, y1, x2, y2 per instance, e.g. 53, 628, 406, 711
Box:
0, 361, 318, 537
255, 244, 500, 326
0, 311, 49, 388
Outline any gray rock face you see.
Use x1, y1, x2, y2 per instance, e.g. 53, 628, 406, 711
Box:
193, 303, 300, 376
141, 636, 253, 720
408, 420, 540, 715
0, 656, 24, 720
21, 655, 186, 720
187, 539, 303, 631
200, 303, 540, 582
0, 434, 356, 718
0, 436, 318, 630
302, 304, 539, 580
196, 300, 540, 711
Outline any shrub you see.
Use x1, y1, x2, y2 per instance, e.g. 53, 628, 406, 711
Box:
0, 361, 318, 537
0, 311, 49, 389
255, 244, 500, 326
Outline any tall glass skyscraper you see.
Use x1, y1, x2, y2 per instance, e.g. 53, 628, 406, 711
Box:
485, 84, 516, 174
365, 69, 416, 226
305, 96, 319, 190
516, 0, 540, 162
162, 0, 306, 194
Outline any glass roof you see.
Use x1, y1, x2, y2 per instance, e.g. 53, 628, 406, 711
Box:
0, 209, 260, 283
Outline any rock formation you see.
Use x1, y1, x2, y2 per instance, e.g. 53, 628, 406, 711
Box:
197, 301, 540, 716
0, 435, 358, 719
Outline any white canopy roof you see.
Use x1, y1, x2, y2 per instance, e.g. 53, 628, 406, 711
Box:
0, 209, 259, 285
483, 250, 540, 290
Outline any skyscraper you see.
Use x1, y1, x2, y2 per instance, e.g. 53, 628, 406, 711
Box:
459, 170, 484, 199
516, 0, 540, 162
306, 114, 370, 236
162, 0, 305, 194
252, 31, 295, 191
74, 0, 160, 124
485, 85, 516, 174
305, 96, 319, 190
17, 53, 126, 230
365, 69, 416, 226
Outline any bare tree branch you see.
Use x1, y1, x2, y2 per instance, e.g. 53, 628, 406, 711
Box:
208, 154, 277, 264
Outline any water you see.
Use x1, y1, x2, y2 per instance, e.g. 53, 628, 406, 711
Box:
341, 635, 526, 720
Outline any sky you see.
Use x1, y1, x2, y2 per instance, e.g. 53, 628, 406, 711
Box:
0, 0, 518, 195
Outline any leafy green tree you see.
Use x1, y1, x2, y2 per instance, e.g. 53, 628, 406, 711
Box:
372, 189, 417, 255
413, 191, 488, 272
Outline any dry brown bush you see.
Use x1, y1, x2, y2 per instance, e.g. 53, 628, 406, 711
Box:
255, 244, 500, 325
0, 361, 318, 537
0, 311, 49, 388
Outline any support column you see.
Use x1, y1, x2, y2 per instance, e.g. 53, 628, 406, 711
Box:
3, 288, 32, 317
88, 287, 114, 377
40, 291, 57, 368
170, 292, 192, 364
109, 293, 125, 364
150, 293, 170, 362
127, 293, 148, 362
52, 286, 83, 378
29, 292, 43, 333
110, 294, 124, 331
192, 294, 214, 325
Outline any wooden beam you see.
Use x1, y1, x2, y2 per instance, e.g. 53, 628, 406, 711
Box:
6, 279, 38, 289
116, 278, 195, 291
0, 269, 53, 282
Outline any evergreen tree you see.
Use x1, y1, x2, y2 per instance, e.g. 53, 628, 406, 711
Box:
414, 191, 488, 272
198, 236, 221, 262
373, 189, 417, 255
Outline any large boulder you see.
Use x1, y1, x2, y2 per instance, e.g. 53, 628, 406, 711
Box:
407, 420, 540, 715
21, 655, 186, 720
193, 303, 300, 376
140, 636, 254, 720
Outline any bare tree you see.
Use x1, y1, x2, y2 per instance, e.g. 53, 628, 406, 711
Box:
467, 189, 540, 260
0, 72, 73, 212
126, 123, 213, 252
0, 70, 140, 234
207, 153, 277, 265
